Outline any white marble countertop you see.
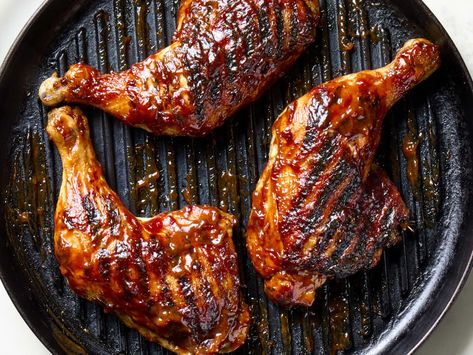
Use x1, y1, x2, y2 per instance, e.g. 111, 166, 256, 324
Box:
0, 0, 472, 354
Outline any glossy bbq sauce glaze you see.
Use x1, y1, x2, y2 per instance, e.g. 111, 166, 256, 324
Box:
44, 106, 250, 354
39, 0, 321, 137
246, 38, 440, 311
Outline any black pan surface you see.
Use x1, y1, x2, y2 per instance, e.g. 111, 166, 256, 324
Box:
0, 0, 472, 354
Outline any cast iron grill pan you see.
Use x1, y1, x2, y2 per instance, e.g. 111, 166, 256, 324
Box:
0, 0, 472, 354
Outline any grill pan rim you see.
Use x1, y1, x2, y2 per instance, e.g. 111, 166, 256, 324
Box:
392, 1, 473, 354
0, 1, 86, 353
0, 0, 471, 354
389, 2, 473, 354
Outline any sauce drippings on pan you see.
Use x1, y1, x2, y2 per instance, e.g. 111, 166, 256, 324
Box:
402, 110, 421, 197
258, 298, 273, 354
422, 120, 441, 227
347, 0, 380, 44
6, 128, 52, 260
328, 281, 352, 354
280, 311, 292, 354
128, 143, 161, 216
302, 311, 315, 353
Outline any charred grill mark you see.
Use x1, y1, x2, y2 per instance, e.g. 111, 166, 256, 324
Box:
307, 217, 344, 268
194, 244, 226, 309
353, 229, 378, 270
288, 1, 300, 51
130, 238, 151, 301
82, 195, 102, 236
191, 267, 220, 334
266, 3, 283, 65
182, 44, 207, 123
325, 227, 356, 273
222, 17, 239, 88
297, 139, 339, 202
302, 121, 324, 154
302, 91, 334, 151
82, 196, 99, 223
285, 158, 351, 256
343, 213, 378, 272
324, 211, 367, 275
274, 5, 285, 57
160, 280, 175, 308
330, 180, 407, 276
239, 1, 259, 57
306, 165, 356, 249
332, 171, 362, 215
97, 248, 112, 282
278, 140, 344, 240
104, 197, 121, 236
180, 44, 207, 124
114, 240, 134, 300
109, 233, 149, 304
326, 224, 367, 276
207, 72, 224, 116
316, 172, 362, 259
256, 1, 274, 56
179, 276, 204, 339
228, 2, 251, 60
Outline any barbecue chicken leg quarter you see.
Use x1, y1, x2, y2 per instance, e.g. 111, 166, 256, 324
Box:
247, 38, 441, 307
39, 0, 320, 137
46, 106, 249, 354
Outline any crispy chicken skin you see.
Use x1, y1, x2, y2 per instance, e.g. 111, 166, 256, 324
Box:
46, 106, 249, 354
39, 0, 320, 137
247, 39, 441, 307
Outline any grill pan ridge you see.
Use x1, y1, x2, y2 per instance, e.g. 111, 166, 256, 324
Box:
0, 0, 472, 354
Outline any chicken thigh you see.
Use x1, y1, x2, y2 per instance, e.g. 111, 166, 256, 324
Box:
247, 39, 441, 307
47, 106, 249, 354
39, 0, 320, 137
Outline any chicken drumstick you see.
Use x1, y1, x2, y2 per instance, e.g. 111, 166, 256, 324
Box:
247, 39, 441, 307
47, 106, 249, 354
40, 0, 320, 137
